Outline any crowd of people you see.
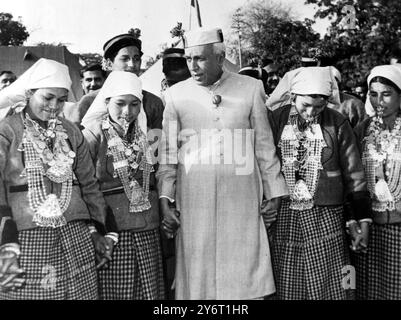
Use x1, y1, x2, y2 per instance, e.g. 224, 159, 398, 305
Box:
0, 26, 400, 300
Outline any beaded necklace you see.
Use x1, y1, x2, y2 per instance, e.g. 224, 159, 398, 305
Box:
102, 117, 153, 213
19, 112, 75, 227
279, 106, 326, 210
362, 113, 401, 211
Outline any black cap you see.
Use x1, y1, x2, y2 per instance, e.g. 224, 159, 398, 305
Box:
103, 34, 143, 60
162, 47, 190, 84
162, 47, 185, 59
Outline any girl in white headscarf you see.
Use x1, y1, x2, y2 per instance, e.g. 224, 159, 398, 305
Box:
268, 67, 372, 300
266, 66, 341, 111
353, 65, 401, 299
82, 71, 164, 300
0, 58, 116, 299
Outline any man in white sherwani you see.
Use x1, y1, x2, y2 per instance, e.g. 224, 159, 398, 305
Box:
156, 27, 288, 300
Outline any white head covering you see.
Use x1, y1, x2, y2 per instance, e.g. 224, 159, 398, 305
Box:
0, 58, 72, 119
365, 64, 401, 116
183, 27, 224, 48
81, 71, 146, 133
291, 67, 337, 96
266, 66, 340, 110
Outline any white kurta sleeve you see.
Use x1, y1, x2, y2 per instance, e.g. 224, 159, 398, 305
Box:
251, 80, 288, 200
156, 88, 180, 201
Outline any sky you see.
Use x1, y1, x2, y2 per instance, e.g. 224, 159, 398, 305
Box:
1, 0, 330, 60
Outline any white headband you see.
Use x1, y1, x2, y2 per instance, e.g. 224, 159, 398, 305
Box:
0, 58, 72, 119
81, 71, 147, 134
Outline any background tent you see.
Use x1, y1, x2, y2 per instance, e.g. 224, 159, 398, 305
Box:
0, 46, 83, 102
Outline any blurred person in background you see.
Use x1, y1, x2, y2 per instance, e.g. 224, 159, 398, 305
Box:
0, 71, 17, 91
331, 67, 367, 128
161, 47, 191, 91
80, 64, 107, 95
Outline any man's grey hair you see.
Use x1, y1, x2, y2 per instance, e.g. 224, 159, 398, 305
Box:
213, 43, 226, 55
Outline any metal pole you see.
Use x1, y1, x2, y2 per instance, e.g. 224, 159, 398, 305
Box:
232, 9, 243, 69
238, 23, 242, 69
189, 2, 192, 30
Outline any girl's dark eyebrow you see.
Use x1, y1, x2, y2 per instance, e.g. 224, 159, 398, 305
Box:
370, 90, 392, 93
44, 93, 68, 99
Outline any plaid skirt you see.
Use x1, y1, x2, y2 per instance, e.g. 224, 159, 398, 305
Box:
270, 201, 351, 300
352, 223, 401, 300
98, 228, 165, 300
0, 221, 98, 300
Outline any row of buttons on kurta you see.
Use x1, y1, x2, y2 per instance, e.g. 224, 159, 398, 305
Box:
212, 99, 224, 156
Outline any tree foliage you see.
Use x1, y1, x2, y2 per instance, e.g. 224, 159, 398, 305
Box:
79, 53, 103, 66
0, 12, 29, 46
306, 0, 401, 89
35, 42, 67, 47
128, 28, 141, 39
228, 0, 320, 74
143, 23, 186, 71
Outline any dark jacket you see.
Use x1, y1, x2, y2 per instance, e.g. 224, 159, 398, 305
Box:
0, 113, 114, 245
353, 117, 371, 154
83, 122, 160, 232
269, 104, 371, 219
329, 92, 367, 129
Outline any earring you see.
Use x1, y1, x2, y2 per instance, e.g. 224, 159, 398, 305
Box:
24, 89, 33, 104
290, 94, 296, 105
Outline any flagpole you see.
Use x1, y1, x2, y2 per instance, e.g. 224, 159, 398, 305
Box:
189, 0, 202, 30
195, 0, 202, 27
238, 29, 242, 69
189, 0, 192, 30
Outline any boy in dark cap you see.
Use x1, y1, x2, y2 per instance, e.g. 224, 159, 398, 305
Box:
71, 34, 164, 130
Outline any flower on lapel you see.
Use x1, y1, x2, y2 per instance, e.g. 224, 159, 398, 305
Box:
212, 94, 222, 107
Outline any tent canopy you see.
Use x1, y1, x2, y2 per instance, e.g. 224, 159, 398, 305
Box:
0, 46, 83, 102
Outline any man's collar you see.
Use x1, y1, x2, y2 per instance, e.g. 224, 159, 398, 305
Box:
207, 70, 228, 90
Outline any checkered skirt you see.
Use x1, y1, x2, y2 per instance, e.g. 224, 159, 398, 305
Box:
270, 201, 351, 300
352, 223, 401, 300
0, 221, 98, 300
98, 229, 165, 300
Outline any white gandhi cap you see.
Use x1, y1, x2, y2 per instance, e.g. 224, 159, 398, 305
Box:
184, 27, 224, 48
